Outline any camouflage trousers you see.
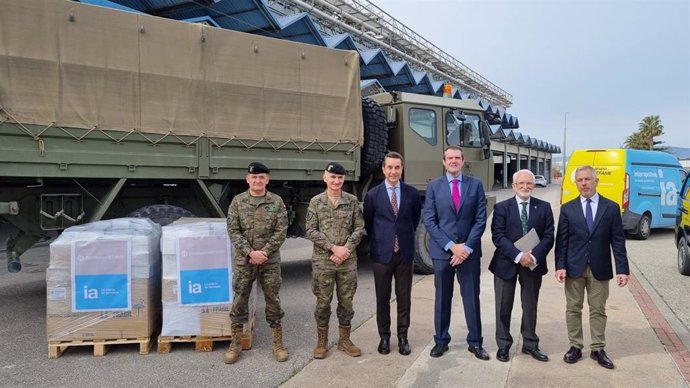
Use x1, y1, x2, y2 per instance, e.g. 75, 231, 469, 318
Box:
312, 257, 358, 327
230, 261, 284, 327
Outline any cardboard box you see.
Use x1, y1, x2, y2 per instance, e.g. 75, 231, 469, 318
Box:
46, 218, 161, 342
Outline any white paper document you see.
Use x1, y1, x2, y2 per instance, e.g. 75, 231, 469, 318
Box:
514, 228, 540, 270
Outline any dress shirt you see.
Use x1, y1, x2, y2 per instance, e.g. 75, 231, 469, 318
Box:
580, 193, 600, 223
384, 180, 401, 211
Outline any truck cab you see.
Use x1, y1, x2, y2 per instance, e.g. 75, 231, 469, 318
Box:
369, 92, 494, 192
368, 91, 495, 273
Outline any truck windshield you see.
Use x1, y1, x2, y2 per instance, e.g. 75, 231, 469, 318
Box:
446, 111, 482, 148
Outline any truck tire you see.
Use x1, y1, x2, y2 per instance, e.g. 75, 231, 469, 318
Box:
633, 213, 651, 240
356, 235, 371, 260
360, 97, 388, 177
678, 236, 690, 276
414, 224, 434, 274
127, 204, 194, 226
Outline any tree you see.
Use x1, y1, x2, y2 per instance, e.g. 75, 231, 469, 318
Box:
624, 115, 665, 150
623, 131, 647, 149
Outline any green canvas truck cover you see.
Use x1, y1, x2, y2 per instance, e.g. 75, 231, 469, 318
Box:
0, 0, 363, 144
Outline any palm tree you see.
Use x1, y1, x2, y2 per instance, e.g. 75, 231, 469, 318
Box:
638, 115, 664, 150
623, 131, 647, 149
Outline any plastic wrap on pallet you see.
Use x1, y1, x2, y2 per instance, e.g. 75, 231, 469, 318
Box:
160, 218, 256, 337
46, 218, 161, 342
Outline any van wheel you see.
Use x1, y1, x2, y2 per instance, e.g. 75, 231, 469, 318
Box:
414, 224, 434, 274
633, 213, 651, 240
679, 237, 690, 276
127, 204, 194, 226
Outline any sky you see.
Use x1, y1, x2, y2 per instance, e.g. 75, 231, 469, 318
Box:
376, 0, 690, 157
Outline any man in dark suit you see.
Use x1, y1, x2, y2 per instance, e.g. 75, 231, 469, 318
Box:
422, 145, 489, 360
363, 152, 422, 356
490, 169, 554, 362
555, 165, 629, 369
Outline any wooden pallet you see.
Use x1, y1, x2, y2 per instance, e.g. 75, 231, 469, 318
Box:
48, 337, 151, 359
157, 331, 252, 353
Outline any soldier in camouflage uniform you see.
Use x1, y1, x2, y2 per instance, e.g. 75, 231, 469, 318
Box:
224, 162, 289, 364
305, 162, 366, 359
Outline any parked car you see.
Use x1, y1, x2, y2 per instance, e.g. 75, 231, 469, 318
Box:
676, 172, 690, 275
534, 175, 547, 187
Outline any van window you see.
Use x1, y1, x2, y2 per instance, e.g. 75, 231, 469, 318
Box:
446, 112, 482, 148
409, 108, 437, 145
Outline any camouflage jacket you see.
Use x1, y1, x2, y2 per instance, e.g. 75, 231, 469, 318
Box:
305, 191, 365, 260
227, 190, 288, 265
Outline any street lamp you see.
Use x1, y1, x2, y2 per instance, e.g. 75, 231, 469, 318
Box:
562, 112, 568, 177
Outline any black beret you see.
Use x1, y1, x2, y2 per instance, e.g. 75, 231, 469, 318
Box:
325, 162, 347, 175
247, 162, 270, 174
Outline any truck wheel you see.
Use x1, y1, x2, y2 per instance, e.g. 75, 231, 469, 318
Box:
633, 213, 651, 240
414, 224, 434, 274
679, 237, 690, 276
360, 97, 388, 177
127, 204, 194, 226
356, 235, 371, 260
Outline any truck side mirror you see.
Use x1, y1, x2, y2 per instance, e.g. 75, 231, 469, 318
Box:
480, 121, 492, 146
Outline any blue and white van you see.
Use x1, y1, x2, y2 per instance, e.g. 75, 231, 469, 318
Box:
562, 149, 687, 239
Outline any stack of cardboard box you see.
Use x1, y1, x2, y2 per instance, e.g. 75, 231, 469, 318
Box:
46, 218, 161, 341
160, 218, 254, 337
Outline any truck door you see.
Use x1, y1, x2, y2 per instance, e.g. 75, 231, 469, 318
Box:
401, 106, 443, 190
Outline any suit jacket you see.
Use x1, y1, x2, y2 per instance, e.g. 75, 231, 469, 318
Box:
363, 181, 421, 263
555, 194, 629, 280
422, 174, 487, 260
489, 196, 555, 279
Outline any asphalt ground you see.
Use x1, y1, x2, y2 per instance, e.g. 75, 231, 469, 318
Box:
0, 222, 423, 387
1, 184, 688, 387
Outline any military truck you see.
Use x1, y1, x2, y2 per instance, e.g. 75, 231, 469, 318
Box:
0, 0, 495, 275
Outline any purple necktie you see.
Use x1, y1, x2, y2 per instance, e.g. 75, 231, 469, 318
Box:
452, 178, 460, 212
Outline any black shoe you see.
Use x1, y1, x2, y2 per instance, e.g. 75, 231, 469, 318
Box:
522, 347, 549, 362
430, 344, 449, 358
590, 349, 614, 369
398, 337, 411, 356
377, 338, 390, 355
496, 347, 510, 362
468, 345, 490, 361
563, 346, 582, 364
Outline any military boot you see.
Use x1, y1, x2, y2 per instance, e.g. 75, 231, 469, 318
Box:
223, 325, 244, 364
271, 324, 289, 362
337, 325, 361, 357
313, 325, 329, 359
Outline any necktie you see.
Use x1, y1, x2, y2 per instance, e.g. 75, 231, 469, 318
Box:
391, 186, 399, 252
452, 178, 460, 212
585, 199, 594, 232
520, 202, 529, 235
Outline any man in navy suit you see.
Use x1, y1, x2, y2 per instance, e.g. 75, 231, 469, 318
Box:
363, 152, 421, 355
422, 145, 489, 360
489, 169, 554, 362
555, 165, 629, 369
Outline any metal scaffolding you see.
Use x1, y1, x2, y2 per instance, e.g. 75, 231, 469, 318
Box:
271, 0, 513, 107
